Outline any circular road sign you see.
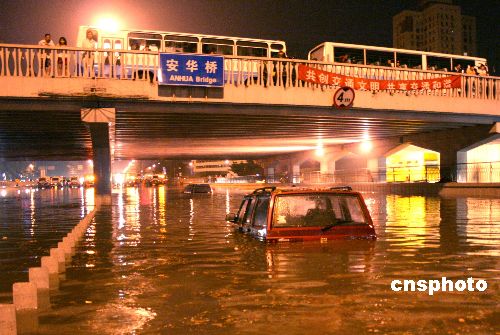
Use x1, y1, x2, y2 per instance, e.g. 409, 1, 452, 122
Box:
333, 86, 355, 109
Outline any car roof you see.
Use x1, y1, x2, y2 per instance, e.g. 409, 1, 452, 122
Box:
245, 186, 356, 197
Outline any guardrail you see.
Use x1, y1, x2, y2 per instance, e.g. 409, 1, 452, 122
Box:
0, 44, 498, 100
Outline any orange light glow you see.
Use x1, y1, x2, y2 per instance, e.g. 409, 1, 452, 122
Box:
93, 16, 121, 33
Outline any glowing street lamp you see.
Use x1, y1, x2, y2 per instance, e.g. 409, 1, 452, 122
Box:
315, 146, 324, 157
360, 140, 373, 153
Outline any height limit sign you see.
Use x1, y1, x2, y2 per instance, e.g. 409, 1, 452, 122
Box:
333, 87, 355, 109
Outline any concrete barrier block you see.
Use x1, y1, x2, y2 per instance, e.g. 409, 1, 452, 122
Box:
57, 242, 73, 260
49, 249, 65, 273
28, 268, 49, 290
40, 257, 59, 290
40, 256, 57, 274
12, 282, 37, 310
0, 304, 17, 335
28, 267, 50, 310
62, 235, 75, 246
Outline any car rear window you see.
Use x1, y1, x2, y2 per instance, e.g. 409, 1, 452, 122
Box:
193, 185, 211, 193
272, 194, 367, 228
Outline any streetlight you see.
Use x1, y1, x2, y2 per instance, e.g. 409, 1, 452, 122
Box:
360, 141, 373, 153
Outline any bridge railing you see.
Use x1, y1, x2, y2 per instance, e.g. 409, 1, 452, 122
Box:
0, 44, 498, 100
0, 44, 158, 81
225, 56, 499, 101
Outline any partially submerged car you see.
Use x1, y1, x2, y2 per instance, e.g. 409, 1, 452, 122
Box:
50, 176, 63, 188
226, 186, 376, 242
37, 177, 51, 189
68, 176, 82, 188
183, 183, 213, 194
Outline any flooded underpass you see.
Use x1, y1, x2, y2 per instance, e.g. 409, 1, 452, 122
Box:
0, 186, 498, 334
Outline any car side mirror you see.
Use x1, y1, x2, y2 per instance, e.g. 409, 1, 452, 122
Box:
225, 213, 237, 223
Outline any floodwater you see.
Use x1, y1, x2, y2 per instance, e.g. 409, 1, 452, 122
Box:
0, 186, 498, 334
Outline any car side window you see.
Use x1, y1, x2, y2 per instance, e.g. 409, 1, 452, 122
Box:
236, 199, 249, 223
252, 197, 270, 228
241, 198, 256, 225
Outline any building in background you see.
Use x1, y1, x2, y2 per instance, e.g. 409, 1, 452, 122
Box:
393, 0, 476, 56
191, 160, 246, 176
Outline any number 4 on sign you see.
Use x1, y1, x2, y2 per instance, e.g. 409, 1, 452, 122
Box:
333, 87, 355, 109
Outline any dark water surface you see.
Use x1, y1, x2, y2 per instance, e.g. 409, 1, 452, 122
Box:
0, 188, 94, 298
1, 186, 498, 334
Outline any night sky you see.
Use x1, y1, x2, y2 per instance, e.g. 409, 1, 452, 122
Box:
0, 0, 498, 73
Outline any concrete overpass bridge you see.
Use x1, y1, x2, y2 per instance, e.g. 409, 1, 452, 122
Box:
0, 44, 499, 196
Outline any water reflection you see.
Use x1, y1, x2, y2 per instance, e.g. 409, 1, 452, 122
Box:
4, 187, 494, 334
0, 187, 94, 298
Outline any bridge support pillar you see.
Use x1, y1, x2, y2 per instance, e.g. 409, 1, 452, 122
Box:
82, 108, 115, 204
89, 123, 112, 202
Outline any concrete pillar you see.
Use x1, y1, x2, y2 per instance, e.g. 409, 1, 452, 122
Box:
82, 107, 115, 202
267, 167, 275, 182
88, 123, 112, 197
292, 164, 300, 183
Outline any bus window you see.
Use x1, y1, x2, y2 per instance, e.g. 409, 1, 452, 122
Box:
164, 35, 198, 53
270, 43, 286, 58
395, 53, 422, 69
366, 50, 394, 67
236, 41, 267, 57
128, 32, 162, 51
309, 45, 324, 61
333, 47, 364, 64
201, 38, 234, 55
103, 38, 111, 49
454, 58, 475, 70
427, 56, 451, 71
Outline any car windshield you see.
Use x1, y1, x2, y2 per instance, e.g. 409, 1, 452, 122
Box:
272, 193, 367, 228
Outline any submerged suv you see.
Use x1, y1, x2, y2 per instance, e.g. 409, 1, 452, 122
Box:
226, 186, 376, 242
183, 183, 213, 194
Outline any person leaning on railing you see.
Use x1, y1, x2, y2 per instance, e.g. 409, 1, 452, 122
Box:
38, 33, 55, 76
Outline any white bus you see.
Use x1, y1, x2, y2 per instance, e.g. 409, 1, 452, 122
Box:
308, 42, 487, 72
76, 25, 286, 58
76, 25, 287, 81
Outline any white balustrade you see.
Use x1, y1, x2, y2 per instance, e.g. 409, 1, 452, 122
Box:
0, 43, 498, 101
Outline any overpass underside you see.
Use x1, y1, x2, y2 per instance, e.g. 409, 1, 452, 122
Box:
0, 97, 495, 161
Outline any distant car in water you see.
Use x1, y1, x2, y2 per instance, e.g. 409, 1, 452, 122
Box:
50, 176, 63, 188
226, 186, 376, 242
183, 183, 213, 194
37, 177, 51, 189
83, 175, 95, 188
68, 176, 82, 188
144, 174, 166, 187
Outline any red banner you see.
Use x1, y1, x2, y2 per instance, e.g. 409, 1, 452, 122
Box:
298, 64, 462, 91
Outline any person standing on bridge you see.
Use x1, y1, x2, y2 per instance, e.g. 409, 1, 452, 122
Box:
81, 29, 97, 78
57, 37, 69, 77
38, 33, 55, 76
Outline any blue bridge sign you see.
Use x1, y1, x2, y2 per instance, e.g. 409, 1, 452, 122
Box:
159, 53, 224, 87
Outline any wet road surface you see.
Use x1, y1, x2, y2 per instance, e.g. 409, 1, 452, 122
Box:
0, 186, 498, 334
